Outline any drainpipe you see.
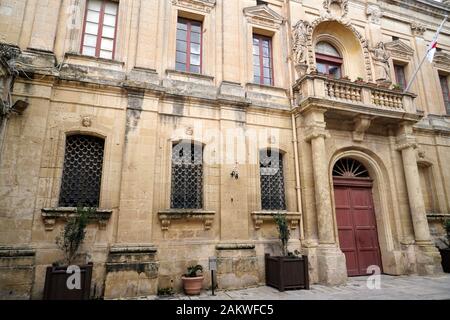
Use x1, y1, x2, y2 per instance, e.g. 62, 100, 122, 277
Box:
284, 0, 304, 240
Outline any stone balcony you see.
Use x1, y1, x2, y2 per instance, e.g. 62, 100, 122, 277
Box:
292, 74, 422, 125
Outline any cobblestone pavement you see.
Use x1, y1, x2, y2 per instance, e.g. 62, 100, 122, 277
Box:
131, 274, 450, 300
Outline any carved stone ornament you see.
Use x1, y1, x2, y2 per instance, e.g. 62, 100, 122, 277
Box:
243, 4, 284, 30
268, 135, 277, 145
295, 16, 373, 81
433, 51, 450, 71
370, 42, 392, 83
0, 42, 20, 75
384, 40, 414, 60
366, 4, 382, 25
171, 0, 216, 13
411, 22, 426, 37
185, 126, 194, 136
81, 116, 92, 127
323, 0, 349, 18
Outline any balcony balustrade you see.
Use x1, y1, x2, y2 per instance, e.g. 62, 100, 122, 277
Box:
293, 74, 421, 122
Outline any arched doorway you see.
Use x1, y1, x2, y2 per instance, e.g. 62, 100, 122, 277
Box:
333, 158, 382, 276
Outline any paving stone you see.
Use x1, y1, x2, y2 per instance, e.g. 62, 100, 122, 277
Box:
136, 274, 450, 300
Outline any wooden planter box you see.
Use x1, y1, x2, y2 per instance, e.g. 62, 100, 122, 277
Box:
265, 254, 309, 292
43, 263, 93, 300
440, 249, 450, 273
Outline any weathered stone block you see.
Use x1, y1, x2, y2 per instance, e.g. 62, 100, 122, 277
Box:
104, 244, 159, 299
215, 243, 260, 289
0, 246, 35, 300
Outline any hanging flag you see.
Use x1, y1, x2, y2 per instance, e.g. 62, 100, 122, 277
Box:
404, 15, 448, 93
427, 39, 438, 63
427, 16, 447, 63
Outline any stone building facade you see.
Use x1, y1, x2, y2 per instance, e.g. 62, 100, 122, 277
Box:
0, 0, 450, 299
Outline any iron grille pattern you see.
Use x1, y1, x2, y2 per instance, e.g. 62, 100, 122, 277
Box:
260, 149, 286, 210
59, 135, 105, 207
170, 141, 203, 209
333, 158, 369, 178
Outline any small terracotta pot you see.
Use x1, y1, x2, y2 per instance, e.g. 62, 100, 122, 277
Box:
182, 276, 204, 295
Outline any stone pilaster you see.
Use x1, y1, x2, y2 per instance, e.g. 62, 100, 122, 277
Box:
28, 0, 62, 51
303, 108, 347, 285
396, 124, 443, 275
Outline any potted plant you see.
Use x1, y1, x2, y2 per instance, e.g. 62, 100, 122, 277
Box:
392, 83, 403, 91
43, 207, 95, 300
181, 264, 204, 295
355, 77, 365, 84
264, 213, 309, 292
439, 219, 450, 273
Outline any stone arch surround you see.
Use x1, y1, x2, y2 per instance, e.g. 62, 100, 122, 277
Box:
303, 17, 374, 82
329, 148, 405, 275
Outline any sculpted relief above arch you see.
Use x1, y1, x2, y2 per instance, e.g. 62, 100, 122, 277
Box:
291, 17, 373, 82
323, 0, 349, 18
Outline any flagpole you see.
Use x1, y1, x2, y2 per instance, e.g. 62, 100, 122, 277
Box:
403, 51, 429, 93
403, 15, 448, 94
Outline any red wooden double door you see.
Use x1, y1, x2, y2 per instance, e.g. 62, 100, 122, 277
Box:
333, 178, 382, 276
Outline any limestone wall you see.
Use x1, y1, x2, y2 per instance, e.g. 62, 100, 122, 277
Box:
0, 0, 449, 299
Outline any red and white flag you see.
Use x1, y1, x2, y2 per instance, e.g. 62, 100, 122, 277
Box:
427, 15, 448, 63
404, 15, 448, 92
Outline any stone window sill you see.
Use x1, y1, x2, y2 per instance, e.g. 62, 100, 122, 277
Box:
165, 69, 214, 85
158, 209, 215, 231
245, 82, 288, 96
64, 52, 124, 71
251, 211, 302, 230
41, 207, 112, 231
426, 213, 450, 220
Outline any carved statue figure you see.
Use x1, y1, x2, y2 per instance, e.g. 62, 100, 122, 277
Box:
370, 42, 391, 82
292, 20, 310, 66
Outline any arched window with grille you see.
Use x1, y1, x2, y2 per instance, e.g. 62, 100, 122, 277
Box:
259, 149, 286, 211
170, 141, 203, 209
315, 41, 343, 79
59, 134, 105, 207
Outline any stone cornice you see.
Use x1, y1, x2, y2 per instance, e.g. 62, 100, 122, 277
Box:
243, 4, 284, 29
434, 51, 450, 71
172, 0, 216, 13
385, 40, 415, 60
41, 207, 112, 231
378, 0, 449, 19
251, 211, 301, 230
158, 209, 215, 231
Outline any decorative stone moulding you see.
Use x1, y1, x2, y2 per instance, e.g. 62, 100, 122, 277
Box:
158, 209, 215, 231
323, 0, 349, 18
243, 4, 284, 30
292, 16, 373, 82
251, 211, 302, 230
384, 40, 415, 61
395, 135, 418, 151
41, 207, 112, 231
410, 22, 427, 37
215, 243, 255, 250
366, 4, 383, 25
426, 213, 450, 221
433, 51, 450, 72
352, 115, 373, 142
172, 0, 216, 13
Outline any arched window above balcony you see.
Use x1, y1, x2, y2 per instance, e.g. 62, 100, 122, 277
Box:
315, 41, 343, 79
